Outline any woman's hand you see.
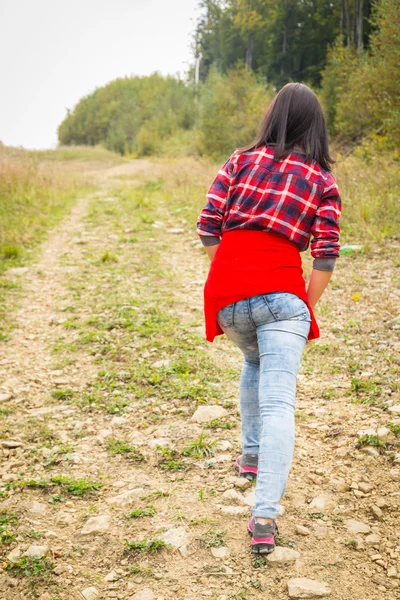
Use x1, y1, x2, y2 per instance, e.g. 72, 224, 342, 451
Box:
307, 268, 332, 309
205, 244, 220, 262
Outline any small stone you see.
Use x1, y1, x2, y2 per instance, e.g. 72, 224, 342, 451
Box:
23, 545, 49, 558
315, 526, 329, 539
358, 482, 374, 494
375, 497, 387, 509
44, 530, 58, 539
291, 494, 306, 508
217, 440, 232, 451
106, 488, 144, 506
267, 547, 300, 564
211, 546, 230, 558
191, 405, 228, 424
104, 570, 119, 582
56, 511, 77, 527
80, 588, 99, 600
7, 547, 21, 562
242, 489, 256, 507
167, 228, 185, 234
309, 494, 335, 513
365, 534, 381, 548
345, 520, 371, 534
0, 393, 12, 402
377, 426, 391, 438
295, 525, 311, 536
333, 480, 349, 492
130, 588, 155, 600
387, 567, 397, 578
219, 506, 248, 515
53, 565, 65, 575
364, 447, 380, 458
161, 526, 191, 550
80, 514, 111, 535
147, 438, 173, 450
233, 478, 252, 490
222, 489, 243, 501
288, 577, 331, 597
38, 594, 51, 600
350, 481, 359, 490
28, 501, 47, 515
371, 554, 382, 561
388, 405, 400, 415
370, 504, 383, 521
1, 440, 23, 448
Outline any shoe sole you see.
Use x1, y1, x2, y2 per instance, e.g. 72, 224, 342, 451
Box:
235, 462, 258, 481
248, 521, 276, 554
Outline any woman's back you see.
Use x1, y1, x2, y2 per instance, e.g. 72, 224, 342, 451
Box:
198, 144, 341, 257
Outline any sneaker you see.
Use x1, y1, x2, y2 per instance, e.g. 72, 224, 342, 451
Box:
235, 454, 258, 480
248, 516, 278, 554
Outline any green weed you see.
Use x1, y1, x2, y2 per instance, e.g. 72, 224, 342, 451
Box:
107, 438, 145, 462
128, 506, 156, 518
51, 475, 103, 496
183, 432, 217, 458
125, 538, 169, 553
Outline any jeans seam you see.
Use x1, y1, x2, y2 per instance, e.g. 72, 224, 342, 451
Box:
247, 297, 257, 328
262, 295, 279, 320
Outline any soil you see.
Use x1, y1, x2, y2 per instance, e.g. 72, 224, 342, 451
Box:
0, 158, 399, 600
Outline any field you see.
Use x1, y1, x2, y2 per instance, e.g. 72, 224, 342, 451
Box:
0, 146, 399, 600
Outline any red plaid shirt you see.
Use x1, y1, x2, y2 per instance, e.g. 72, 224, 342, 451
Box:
197, 145, 341, 258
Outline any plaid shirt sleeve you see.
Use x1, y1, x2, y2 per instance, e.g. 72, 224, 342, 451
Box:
310, 180, 342, 259
197, 156, 233, 239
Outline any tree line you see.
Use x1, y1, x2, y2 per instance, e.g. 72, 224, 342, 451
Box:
58, 0, 399, 160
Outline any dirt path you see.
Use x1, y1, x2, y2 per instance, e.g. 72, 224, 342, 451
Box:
0, 159, 399, 600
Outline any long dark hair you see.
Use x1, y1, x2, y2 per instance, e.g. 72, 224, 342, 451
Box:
239, 82, 334, 172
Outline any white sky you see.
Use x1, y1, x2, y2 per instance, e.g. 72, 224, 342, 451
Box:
0, 0, 200, 149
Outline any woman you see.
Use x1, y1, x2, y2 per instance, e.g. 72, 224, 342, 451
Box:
196, 83, 341, 554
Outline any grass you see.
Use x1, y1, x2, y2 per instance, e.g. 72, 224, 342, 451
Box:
50, 475, 103, 496
356, 434, 388, 451
201, 528, 226, 548
125, 538, 169, 553
182, 432, 218, 458
129, 506, 156, 518
106, 438, 146, 462
156, 445, 185, 471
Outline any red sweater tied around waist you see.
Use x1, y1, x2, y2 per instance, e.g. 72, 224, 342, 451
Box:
204, 230, 319, 343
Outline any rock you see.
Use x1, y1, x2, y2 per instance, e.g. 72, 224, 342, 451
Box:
56, 511, 77, 527
130, 589, 155, 600
191, 405, 228, 424
222, 489, 243, 501
345, 520, 371, 534
80, 588, 99, 600
375, 497, 387, 509
234, 478, 252, 490
377, 426, 391, 438
5, 267, 29, 275
364, 447, 380, 458
80, 514, 111, 535
104, 570, 120, 582
28, 501, 47, 515
167, 228, 185, 234
0, 393, 12, 402
358, 482, 374, 493
370, 504, 383, 521
110, 416, 127, 427
309, 494, 335, 513
217, 440, 232, 451
266, 547, 300, 564
211, 546, 230, 558
1, 440, 24, 448
365, 534, 381, 548
106, 488, 144, 506
219, 506, 248, 515
371, 554, 382, 561
388, 405, 400, 415
389, 469, 400, 481
161, 526, 191, 550
333, 480, 349, 493
38, 594, 52, 600
295, 525, 311, 536
7, 547, 21, 562
242, 489, 256, 507
44, 530, 58, 539
288, 578, 331, 597
23, 545, 49, 558
179, 543, 197, 558
153, 359, 171, 368
387, 567, 397, 578
291, 494, 306, 508
315, 526, 329, 539
148, 438, 173, 450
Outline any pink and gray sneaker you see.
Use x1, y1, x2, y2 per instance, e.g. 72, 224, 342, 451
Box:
248, 516, 278, 554
235, 454, 258, 480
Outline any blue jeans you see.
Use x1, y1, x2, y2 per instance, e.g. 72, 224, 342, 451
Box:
217, 292, 311, 520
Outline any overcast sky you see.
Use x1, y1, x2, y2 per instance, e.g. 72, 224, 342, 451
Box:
0, 0, 200, 149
